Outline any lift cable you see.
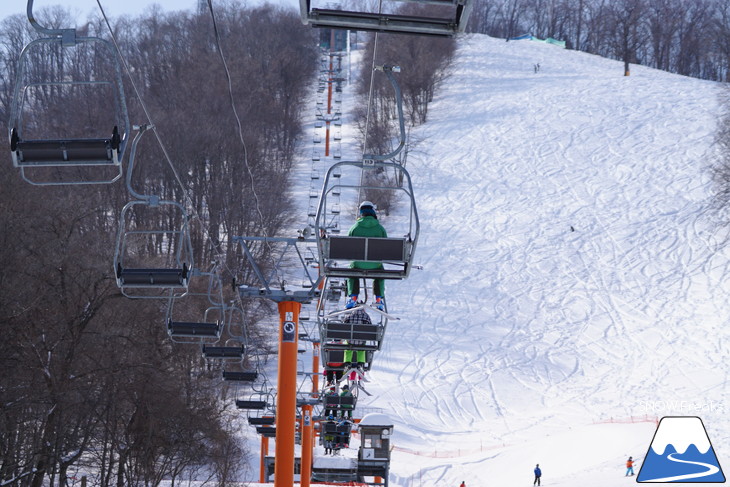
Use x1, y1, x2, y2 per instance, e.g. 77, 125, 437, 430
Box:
359, 0, 384, 203
205, 0, 283, 291
95, 0, 270, 385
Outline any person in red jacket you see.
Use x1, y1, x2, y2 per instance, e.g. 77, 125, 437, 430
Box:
460, 482, 466, 487
626, 456, 635, 476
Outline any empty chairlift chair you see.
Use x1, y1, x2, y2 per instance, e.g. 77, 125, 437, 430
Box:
299, 0, 474, 37
223, 370, 259, 382
202, 342, 245, 360
168, 318, 221, 340
9, 2, 130, 185
113, 126, 194, 298
236, 393, 270, 411
246, 393, 276, 424
166, 270, 226, 343
256, 425, 277, 437
248, 415, 276, 426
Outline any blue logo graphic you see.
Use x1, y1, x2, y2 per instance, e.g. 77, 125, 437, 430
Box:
637, 416, 725, 483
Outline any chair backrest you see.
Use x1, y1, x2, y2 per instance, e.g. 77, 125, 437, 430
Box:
328, 236, 406, 262
325, 349, 346, 364
302, 1, 473, 37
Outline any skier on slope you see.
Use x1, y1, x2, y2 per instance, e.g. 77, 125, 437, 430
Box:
626, 456, 635, 476
459, 481, 466, 487
534, 464, 542, 486
346, 201, 387, 310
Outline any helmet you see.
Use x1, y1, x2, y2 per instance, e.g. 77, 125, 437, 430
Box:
342, 384, 349, 389
359, 201, 375, 210
359, 201, 377, 217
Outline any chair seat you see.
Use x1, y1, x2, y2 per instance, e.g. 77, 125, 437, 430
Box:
236, 400, 268, 409
116, 264, 189, 287
202, 345, 245, 359
168, 320, 220, 338
223, 371, 258, 382
11, 127, 121, 167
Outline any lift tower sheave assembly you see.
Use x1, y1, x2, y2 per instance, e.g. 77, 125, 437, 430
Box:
233, 236, 324, 487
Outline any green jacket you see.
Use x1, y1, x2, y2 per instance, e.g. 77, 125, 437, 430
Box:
340, 389, 354, 409
348, 215, 387, 269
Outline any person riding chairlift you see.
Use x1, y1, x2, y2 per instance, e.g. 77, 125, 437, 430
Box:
346, 201, 387, 310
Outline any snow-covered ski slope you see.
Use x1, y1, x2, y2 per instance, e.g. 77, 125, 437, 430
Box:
346, 34, 729, 486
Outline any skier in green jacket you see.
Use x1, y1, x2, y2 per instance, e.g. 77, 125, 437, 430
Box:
346, 201, 387, 310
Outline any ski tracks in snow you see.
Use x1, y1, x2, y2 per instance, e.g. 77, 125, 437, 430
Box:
358, 35, 729, 484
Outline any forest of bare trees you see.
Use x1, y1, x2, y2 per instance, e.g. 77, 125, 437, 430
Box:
468, 0, 730, 81
0, 3, 316, 486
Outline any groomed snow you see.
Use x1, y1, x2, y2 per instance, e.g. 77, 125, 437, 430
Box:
356, 34, 726, 487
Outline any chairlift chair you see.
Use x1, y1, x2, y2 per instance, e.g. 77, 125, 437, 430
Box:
166, 266, 226, 343
314, 66, 419, 282
202, 342, 245, 360
320, 419, 354, 447
319, 320, 384, 352
299, 0, 474, 37
167, 317, 221, 341
256, 426, 277, 437
245, 391, 276, 423
322, 390, 357, 409
113, 126, 194, 298
236, 392, 270, 410
322, 347, 374, 373
314, 160, 419, 281
248, 415, 275, 426
9, 2, 130, 185
223, 370, 259, 382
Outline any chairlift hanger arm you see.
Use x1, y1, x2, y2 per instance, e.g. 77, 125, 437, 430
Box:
363, 65, 406, 162
125, 125, 155, 201
26, 0, 76, 40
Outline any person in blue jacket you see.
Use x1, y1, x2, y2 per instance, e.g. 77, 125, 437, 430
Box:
534, 464, 542, 486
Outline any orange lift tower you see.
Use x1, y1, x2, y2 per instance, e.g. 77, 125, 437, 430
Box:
232, 236, 325, 487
